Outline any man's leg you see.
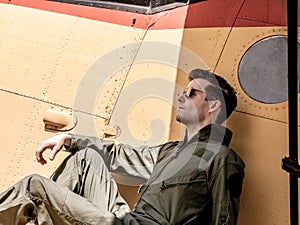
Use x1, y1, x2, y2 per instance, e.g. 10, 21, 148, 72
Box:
50, 147, 130, 218
0, 174, 120, 225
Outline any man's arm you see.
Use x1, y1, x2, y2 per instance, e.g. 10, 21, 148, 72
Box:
209, 163, 244, 225
36, 133, 161, 180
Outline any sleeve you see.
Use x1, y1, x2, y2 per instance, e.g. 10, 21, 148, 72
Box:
209, 162, 244, 225
65, 134, 161, 180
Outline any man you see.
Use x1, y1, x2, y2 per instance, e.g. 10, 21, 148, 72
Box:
0, 69, 245, 225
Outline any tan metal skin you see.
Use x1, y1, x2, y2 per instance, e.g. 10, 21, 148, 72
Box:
0, 3, 299, 225
0, 3, 185, 210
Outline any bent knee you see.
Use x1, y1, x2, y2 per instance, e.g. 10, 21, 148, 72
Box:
26, 174, 47, 184
24, 174, 50, 197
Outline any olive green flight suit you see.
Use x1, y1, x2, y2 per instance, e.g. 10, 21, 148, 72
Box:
0, 124, 245, 225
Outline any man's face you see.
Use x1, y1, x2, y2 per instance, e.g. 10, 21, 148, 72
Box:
176, 78, 211, 125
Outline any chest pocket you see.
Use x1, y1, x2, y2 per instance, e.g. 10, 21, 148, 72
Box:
160, 170, 208, 196
148, 170, 209, 224
156, 170, 209, 223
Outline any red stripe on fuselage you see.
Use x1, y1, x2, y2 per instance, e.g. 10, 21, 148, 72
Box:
0, 0, 295, 29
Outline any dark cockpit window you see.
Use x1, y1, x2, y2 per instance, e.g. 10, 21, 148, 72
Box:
49, 0, 204, 14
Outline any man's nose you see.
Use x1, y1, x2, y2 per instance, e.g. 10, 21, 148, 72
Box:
177, 92, 185, 102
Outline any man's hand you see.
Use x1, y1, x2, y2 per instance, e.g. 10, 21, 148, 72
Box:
36, 133, 72, 165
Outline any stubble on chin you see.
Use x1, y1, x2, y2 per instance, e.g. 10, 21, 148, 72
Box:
176, 114, 181, 123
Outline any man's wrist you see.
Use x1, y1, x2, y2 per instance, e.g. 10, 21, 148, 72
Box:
63, 134, 72, 147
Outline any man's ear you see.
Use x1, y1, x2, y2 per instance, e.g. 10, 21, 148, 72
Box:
208, 100, 221, 113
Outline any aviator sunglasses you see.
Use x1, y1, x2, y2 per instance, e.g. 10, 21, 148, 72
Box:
181, 86, 205, 98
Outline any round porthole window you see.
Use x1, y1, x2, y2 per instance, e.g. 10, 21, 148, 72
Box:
238, 35, 300, 104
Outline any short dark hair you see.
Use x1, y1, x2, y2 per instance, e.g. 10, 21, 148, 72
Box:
189, 69, 237, 124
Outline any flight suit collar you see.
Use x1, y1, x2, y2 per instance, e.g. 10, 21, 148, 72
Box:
184, 124, 233, 147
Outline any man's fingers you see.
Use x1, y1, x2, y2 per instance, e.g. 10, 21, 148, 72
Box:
49, 144, 62, 161
35, 142, 52, 165
35, 134, 70, 165
36, 149, 47, 165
